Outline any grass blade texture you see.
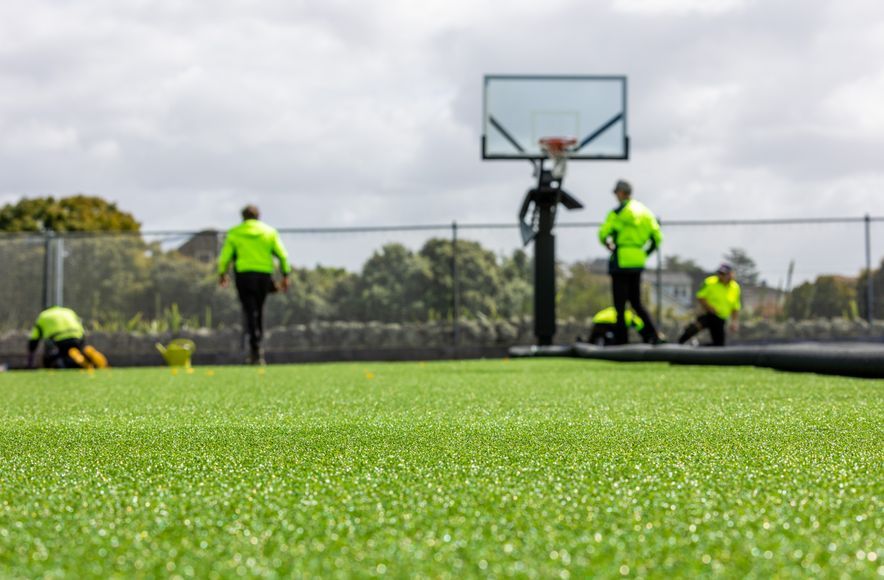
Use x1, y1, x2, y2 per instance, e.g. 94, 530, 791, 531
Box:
0, 359, 881, 577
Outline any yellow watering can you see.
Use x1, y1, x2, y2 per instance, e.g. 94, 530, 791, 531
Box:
155, 338, 196, 368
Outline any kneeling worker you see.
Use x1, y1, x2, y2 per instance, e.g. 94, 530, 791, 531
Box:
587, 306, 652, 346
678, 263, 741, 346
27, 306, 108, 369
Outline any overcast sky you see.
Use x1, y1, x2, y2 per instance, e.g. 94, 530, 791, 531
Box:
1, 0, 883, 280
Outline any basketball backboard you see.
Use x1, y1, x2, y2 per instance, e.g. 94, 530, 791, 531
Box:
482, 75, 629, 161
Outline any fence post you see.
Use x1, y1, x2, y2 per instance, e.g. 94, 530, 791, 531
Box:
42, 231, 53, 309
865, 214, 874, 323
452, 221, 460, 347
54, 235, 65, 306
656, 220, 663, 326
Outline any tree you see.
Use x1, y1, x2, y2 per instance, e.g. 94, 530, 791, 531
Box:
0, 237, 44, 328
558, 261, 611, 321
62, 236, 154, 324
419, 238, 503, 320
723, 248, 761, 286
856, 258, 884, 320
266, 266, 359, 325
785, 275, 857, 320
0, 195, 140, 232
0, 196, 142, 329
497, 249, 533, 319
352, 243, 431, 322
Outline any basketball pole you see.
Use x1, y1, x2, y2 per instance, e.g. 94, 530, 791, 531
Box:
533, 190, 558, 346
520, 158, 583, 346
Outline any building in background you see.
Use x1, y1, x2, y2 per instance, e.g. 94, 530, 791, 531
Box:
647, 271, 694, 318
177, 230, 222, 265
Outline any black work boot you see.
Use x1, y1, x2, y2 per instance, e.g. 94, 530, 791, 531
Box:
247, 347, 266, 366
678, 323, 701, 345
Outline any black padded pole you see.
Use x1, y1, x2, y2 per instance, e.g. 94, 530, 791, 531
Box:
534, 192, 557, 346
865, 214, 874, 323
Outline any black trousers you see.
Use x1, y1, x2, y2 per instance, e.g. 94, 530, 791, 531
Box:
679, 313, 727, 346
235, 272, 276, 353
610, 270, 659, 345
44, 338, 85, 369
589, 322, 656, 346
587, 323, 616, 346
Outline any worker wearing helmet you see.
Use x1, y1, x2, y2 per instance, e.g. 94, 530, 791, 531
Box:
678, 263, 741, 346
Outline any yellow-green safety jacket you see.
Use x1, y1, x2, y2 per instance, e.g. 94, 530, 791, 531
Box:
697, 275, 742, 320
592, 307, 645, 331
598, 199, 662, 271
29, 306, 85, 344
218, 219, 292, 275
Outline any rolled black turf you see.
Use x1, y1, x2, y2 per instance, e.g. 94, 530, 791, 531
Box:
509, 342, 884, 379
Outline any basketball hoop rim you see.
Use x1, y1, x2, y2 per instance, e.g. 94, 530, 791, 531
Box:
538, 137, 578, 158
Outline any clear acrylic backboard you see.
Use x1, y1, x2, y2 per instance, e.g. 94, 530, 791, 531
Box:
482, 75, 629, 161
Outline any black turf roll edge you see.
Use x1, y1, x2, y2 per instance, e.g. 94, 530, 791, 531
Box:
509, 343, 884, 379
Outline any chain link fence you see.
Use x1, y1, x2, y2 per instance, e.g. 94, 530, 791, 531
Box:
1, 216, 881, 344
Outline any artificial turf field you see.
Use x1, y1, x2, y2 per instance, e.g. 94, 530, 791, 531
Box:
0, 360, 881, 578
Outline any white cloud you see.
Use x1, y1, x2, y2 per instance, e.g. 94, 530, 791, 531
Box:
0, 121, 79, 152
823, 71, 884, 136
0, 0, 883, 277
612, 0, 749, 15
88, 139, 121, 161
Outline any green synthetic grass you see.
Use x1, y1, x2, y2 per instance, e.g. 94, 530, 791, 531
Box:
0, 360, 881, 578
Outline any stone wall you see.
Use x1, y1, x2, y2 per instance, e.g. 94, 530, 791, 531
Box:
2, 318, 882, 368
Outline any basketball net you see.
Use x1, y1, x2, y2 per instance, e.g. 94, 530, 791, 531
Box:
538, 137, 577, 180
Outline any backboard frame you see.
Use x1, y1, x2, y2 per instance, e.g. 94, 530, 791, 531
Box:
481, 74, 629, 161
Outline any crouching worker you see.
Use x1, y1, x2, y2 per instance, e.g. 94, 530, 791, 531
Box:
678, 263, 741, 347
27, 306, 108, 369
586, 306, 654, 345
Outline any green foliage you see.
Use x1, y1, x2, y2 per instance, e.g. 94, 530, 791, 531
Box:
497, 249, 533, 319
558, 261, 611, 320
785, 275, 857, 320
856, 258, 884, 319
0, 361, 880, 577
419, 238, 506, 320
0, 228, 789, 331
88, 308, 200, 334
167, 303, 182, 333
266, 240, 532, 325
63, 237, 154, 321
352, 243, 431, 323
0, 237, 44, 328
0, 195, 140, 232
266, 266, 360, 325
